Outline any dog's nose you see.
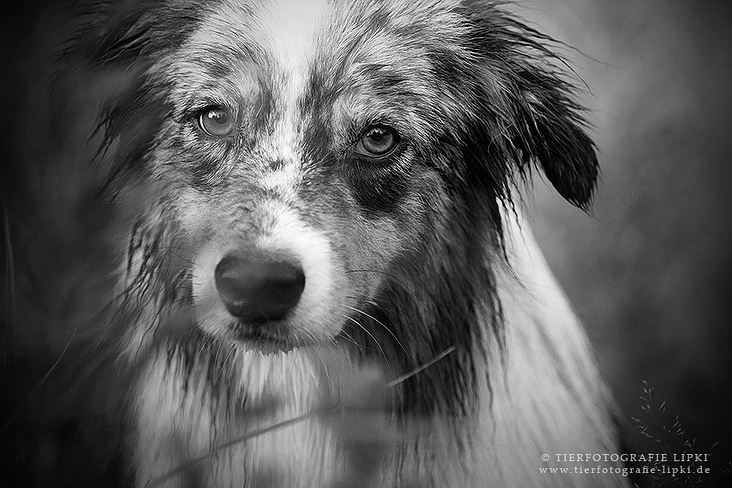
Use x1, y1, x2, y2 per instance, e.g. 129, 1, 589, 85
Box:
214, 252, 305, 323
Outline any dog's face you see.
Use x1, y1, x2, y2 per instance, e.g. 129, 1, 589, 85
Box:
91, 0, 597, 353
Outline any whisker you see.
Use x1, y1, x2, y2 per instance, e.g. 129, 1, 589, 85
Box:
165, 250, 195, 265
328, 340, 354, 364
339, 313, 391, 371
352, 297, 383, 309
317, 342, 356, 381
343, 305, 409, 356
345, 268, 419, 300
336, 330, 365, 350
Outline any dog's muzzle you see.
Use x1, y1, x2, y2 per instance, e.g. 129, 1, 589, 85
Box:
214, 251, 306, 324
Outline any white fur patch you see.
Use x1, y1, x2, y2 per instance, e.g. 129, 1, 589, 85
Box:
255, 201, 347, 339
133, 348, 344, 487
191, 199, 347, 345
257, 0, 331, 184
258, 0, 328, 73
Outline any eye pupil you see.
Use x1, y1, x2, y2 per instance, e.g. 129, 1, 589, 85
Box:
360, 125, 398, 156
199, 107, 234, 136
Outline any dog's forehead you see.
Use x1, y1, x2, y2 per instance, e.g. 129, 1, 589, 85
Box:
203, 0, 329, 71
256, 0, 330, 71
177, 0, 465, 92
178, 0, 331, 95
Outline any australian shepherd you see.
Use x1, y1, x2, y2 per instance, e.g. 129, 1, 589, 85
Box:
72, 0, 629, 486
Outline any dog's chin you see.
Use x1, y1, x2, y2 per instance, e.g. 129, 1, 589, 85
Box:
215, 319, 331, 355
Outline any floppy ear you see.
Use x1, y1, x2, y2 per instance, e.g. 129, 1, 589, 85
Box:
512, 69, 599, 209
463, 2, 599, 209
63, 2, 206, 188
69, 1, 202, 66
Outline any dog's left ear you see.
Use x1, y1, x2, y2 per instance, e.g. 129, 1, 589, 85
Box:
464, 3, 599, 209
511, 69, 599, 209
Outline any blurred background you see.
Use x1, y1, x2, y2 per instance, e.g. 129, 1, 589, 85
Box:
1, 0, 731, 486
521, 1, 732, 485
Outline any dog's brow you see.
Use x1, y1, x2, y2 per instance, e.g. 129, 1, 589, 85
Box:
258, 0, 328, 71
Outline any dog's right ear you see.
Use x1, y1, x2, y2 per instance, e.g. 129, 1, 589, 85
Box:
69, 1, 201, 67
64, 3, 205, 186
463, 2, 598, 210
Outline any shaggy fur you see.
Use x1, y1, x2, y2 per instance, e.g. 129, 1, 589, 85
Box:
73, 0, 630, 486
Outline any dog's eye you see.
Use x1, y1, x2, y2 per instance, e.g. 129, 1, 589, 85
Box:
356, 125, 400, 158
198, 106, 234, 137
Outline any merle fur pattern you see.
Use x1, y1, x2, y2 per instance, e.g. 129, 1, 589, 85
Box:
68, 1, 623, 486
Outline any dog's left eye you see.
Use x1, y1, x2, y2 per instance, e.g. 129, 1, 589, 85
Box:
355, 125, 400, 158
198, 106, 234, 137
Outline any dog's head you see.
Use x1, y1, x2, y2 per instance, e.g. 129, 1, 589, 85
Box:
81, 0, 597, 353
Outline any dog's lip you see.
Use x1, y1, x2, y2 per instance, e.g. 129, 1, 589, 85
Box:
232, 321, 284, 340
226, 320, 300, 352
219, 316, 340, 353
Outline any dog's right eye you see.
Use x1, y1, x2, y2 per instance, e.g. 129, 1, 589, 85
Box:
198, 106, 234, 137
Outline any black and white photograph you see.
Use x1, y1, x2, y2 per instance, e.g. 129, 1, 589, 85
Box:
2, 1, 730, 486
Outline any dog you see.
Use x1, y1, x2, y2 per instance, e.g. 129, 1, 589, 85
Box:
72, 0, 630, 486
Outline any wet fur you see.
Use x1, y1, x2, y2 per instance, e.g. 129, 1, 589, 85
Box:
74, 0, 629, 486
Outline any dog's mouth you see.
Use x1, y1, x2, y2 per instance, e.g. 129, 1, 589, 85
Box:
226, 319, 306, 353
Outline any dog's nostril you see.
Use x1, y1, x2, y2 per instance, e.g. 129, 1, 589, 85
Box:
214, 253, 305, 323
